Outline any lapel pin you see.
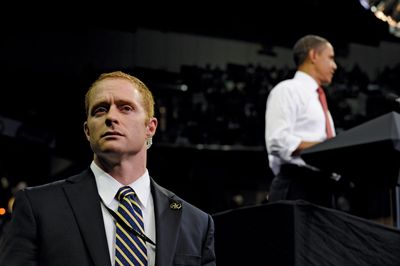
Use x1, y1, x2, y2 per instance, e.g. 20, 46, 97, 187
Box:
170, 202, 182, 210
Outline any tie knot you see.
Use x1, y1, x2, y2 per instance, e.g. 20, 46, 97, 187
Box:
116, 186, 136, 202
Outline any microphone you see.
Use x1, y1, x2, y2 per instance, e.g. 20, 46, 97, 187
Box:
384, 92, 400, 104
384, 92, 400, 112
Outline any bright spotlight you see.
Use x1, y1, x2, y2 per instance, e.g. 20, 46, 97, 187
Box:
361, 0, 400, 37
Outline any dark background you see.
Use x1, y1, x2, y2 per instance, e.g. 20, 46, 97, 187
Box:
134, 0, 396, 47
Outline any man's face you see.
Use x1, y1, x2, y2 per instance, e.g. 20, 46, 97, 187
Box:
314, 43, 337, 86
84, 77, 156, 160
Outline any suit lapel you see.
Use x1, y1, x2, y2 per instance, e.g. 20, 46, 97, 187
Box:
152, 180, 182, 266
64, 169, 111, 266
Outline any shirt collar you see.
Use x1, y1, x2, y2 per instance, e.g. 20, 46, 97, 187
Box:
91, 161, 151, 209
294, 71, 319, 92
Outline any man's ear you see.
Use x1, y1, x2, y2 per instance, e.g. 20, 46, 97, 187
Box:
146, 117, 158, 137
309, 48, 318, 63
83, 121, 90, 140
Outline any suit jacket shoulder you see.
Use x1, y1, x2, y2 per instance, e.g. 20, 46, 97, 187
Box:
0, 168, 111, 266
151, 179, 216, 266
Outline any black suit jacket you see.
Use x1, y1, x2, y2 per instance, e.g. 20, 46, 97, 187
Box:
0, 169, 216, 266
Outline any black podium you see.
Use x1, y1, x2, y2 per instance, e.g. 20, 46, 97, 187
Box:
213, 200, 400, 266
301, 111, 400, 225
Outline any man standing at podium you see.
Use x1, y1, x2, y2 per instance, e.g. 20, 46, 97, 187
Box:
265, 34, 338, 208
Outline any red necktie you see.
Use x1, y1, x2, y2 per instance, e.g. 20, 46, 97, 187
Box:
317, 87, 334, 139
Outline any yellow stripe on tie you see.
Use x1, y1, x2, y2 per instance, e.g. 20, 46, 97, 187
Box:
115, 186, 147, 265
117, 223, 147, 257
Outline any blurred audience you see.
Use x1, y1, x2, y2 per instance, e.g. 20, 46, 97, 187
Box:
152, 62, 400, 146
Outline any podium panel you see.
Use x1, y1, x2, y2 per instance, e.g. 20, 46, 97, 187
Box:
301, 111, 400, 187
213, 200, 400, 266
301, 111, 400, 224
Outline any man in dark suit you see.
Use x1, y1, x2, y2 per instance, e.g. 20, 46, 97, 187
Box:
0, 71, 216, 266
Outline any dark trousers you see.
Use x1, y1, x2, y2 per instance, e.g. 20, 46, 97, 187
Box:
268, 164, 336, 208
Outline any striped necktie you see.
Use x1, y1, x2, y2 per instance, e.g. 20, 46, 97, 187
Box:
115, 186, 148, 266
317, 87, 334, 139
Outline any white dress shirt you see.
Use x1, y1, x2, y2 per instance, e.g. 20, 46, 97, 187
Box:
91, 161, 156, 266
265, 71, 335, 175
